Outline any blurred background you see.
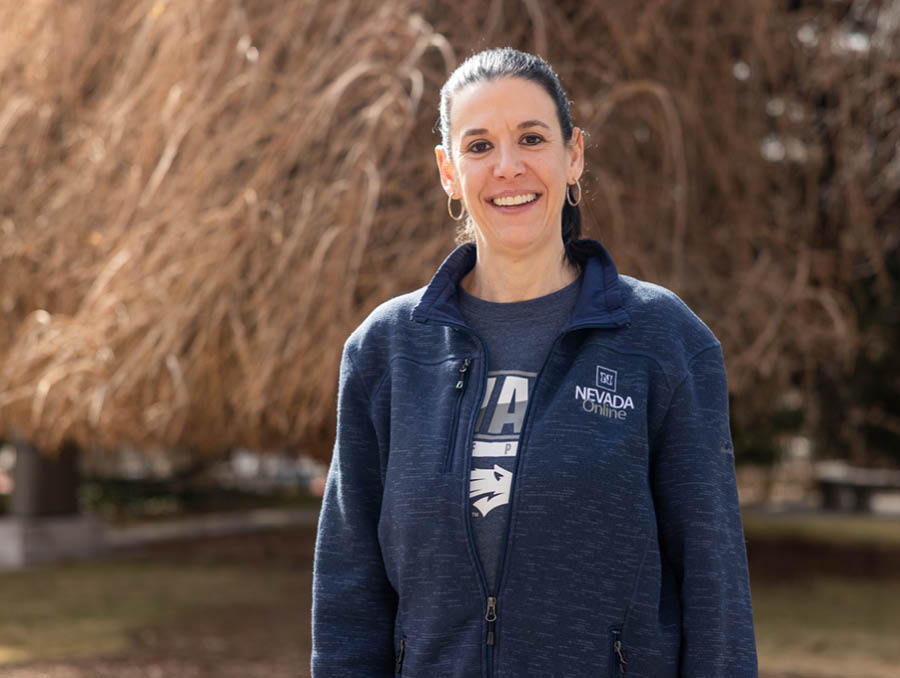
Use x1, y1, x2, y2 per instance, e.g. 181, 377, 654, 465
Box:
0, 0, 898, 676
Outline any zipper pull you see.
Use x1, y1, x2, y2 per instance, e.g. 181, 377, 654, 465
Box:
455, 358, 471, 390
485, 595, 497, 646
395, 637, 406, 670
614, 638, 627, 674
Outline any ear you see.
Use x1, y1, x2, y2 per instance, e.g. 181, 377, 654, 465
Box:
567, 127, 585, 182
435, 144, 459, 197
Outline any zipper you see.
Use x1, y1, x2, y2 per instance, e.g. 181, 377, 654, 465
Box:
444, 320, 623, 676
395, 636, 406, 675
441, 327, 497, 669
443, 357, 471, 471
431, 300, 626, 675
445, 324, 565, 676
609, 628, 627, 676
485, 595, 497, 646
489, 330, 564, 593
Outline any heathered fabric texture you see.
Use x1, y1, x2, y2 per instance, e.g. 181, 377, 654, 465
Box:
458, 275, 581, 593
311, 239, 759, 678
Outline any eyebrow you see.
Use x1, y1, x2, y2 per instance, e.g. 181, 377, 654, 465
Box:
460, 119, 552, 139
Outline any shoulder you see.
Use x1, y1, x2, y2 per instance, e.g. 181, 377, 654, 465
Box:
343, 286, 426, 360
617, 274, 721, 366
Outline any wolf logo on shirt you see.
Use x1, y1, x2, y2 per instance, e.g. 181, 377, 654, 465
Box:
470, 465, 512, 517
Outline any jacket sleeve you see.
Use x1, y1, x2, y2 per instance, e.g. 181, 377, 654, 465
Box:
650, 343, 759, 677
311, 343, 398, 677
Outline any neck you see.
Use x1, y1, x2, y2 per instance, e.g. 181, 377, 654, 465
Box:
460, 238, 579, 302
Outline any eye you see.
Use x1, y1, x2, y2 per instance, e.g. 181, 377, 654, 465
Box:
521, 133, 545, 145
466, 140, 492, 154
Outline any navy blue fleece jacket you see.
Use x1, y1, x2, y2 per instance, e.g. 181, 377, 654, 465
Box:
311, 239, 758, 677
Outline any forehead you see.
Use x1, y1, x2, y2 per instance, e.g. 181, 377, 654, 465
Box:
449, 76, 560, 141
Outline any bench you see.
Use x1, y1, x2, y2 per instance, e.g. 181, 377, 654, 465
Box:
814, 461, 900, 512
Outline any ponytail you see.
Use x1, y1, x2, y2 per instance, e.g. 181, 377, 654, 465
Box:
561, 201, 592, 268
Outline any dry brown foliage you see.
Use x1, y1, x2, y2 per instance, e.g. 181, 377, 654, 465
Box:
0, 0, 897, 460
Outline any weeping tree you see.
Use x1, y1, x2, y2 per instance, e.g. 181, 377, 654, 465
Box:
0, 0, 896, 474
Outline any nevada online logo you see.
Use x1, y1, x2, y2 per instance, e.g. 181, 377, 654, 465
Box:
575, 365, 635, 420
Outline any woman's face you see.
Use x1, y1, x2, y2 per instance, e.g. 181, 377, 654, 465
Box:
435, 76, 583, 258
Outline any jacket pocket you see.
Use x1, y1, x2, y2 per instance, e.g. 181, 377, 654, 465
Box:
608, 627, 627, 677
442, 357, 471, 472
394, 635, 406, 676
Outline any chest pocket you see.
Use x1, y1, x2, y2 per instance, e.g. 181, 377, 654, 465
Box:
380, 355, 476, 475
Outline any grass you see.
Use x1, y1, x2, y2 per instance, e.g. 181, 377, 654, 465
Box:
0, 556, 301, 665
77, 478, 323, 525
742, 509, 900, 547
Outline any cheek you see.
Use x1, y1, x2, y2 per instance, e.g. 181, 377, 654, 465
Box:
458, 167, 485, 198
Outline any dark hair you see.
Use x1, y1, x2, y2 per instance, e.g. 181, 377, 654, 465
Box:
437, 47, 589, 268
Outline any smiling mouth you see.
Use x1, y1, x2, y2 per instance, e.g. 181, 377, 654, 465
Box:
491, 193, 539, 207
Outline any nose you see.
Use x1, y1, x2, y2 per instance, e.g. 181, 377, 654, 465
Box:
492, 142, 525, 179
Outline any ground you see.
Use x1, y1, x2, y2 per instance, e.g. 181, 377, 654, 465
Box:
0, 528, 314, 678
1, 517, 899, 677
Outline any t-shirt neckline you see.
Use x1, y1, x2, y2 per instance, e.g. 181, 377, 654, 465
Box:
457, 273, 583, 323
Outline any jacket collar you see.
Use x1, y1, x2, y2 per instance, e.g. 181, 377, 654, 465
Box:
410, 239, 631, 330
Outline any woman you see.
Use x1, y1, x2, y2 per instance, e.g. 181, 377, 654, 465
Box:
311, 48, 758, 677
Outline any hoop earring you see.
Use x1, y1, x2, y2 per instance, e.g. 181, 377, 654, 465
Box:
447, 194, 466, 221
566, 179, 582, 207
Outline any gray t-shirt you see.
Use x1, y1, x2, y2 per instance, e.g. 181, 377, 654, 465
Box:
458, 272, 582, 593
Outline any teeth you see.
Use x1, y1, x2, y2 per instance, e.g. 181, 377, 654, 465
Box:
492, 193, 537, 206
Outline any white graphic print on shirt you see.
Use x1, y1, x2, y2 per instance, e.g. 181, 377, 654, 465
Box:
469, 370, 536, 517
